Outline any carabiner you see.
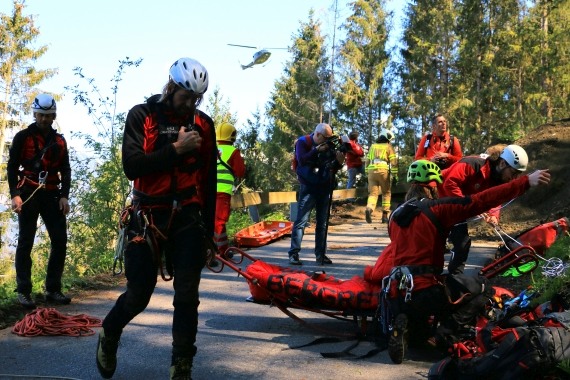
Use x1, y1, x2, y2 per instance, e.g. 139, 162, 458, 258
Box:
38, 171, 48, 185
112, 256, 124, 275
404, 274, 414, 302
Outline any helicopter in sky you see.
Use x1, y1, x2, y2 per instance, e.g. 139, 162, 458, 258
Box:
228, 44, 287, 70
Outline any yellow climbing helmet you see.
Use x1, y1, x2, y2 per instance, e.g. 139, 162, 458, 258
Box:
216, 122, 237, 142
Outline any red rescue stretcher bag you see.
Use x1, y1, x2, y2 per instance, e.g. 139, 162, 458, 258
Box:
245, 260, 381, 311
496, 217, 569, 258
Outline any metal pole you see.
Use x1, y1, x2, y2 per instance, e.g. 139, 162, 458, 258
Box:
328, 0, 338, 125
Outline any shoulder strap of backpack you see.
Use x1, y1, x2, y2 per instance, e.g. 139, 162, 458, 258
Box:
217, 147, 236, 177
416, 200, 447, 241
305, 134, 312, 147
423, 133, 432, 149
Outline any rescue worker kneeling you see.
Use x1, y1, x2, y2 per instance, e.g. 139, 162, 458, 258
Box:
362, 159, 551, 364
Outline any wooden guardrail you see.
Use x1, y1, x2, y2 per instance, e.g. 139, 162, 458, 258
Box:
230, 183, 409, 222
230, 188, 369, 208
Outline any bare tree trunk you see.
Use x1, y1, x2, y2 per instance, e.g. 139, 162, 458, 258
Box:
541, 2, 552, 120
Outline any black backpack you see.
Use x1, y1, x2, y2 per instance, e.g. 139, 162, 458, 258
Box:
429, 324, 570, 380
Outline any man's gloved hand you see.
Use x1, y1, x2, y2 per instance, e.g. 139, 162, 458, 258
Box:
391, 177, 399, 187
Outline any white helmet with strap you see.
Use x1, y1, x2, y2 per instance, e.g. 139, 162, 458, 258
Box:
380, 128, 394, 141
32, 94, 57, 114
500, 144, 528, 172
169, 57, 209, 95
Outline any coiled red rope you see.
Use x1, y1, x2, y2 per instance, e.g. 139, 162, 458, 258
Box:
12, 307, 102, 337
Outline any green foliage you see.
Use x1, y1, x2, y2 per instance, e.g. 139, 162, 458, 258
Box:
0, 256, 15, 303
530, 235, 570, 306
62, 58, 141, 276
335, 0, 391, 147
0, 0, 57, 250
206, 87, 238, 126
265, 10, 330, 192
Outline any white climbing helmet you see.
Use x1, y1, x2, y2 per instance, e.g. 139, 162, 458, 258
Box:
169, 57, 209, 95
380, 128, 394, 141
500, 144, 528, 172
31, 94, 57, 114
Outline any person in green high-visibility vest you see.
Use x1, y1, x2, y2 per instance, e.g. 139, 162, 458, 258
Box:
214, 122, 246, 257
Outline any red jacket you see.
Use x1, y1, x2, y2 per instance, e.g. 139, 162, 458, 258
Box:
122, 97, 217, 235
439, 156, 502, 218
345, 139, 364, 168
7, 123, 71, 198
415, 131, 462, 168
363, 175, 531, 291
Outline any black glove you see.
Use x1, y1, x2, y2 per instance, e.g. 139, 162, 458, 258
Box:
392, 177, 399, 187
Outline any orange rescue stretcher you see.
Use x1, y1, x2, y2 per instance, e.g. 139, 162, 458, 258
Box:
234, 221, 293, 248
207, 247, 381, 337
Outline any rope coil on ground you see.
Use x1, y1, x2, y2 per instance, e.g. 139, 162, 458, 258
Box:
11, 307, 102, 337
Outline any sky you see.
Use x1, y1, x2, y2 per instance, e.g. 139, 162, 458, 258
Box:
1, 0, 365, 149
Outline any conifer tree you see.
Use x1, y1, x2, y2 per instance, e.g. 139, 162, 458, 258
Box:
335, 0, 390, 147
265, 10, 329, 191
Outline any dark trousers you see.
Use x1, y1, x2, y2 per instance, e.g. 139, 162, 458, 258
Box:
288, 183, 332, 259
390, 283, 488, 344
448, 223, 472, 274
390, 286, 450, 343
15, 190, 67, 294
102, 206, 207, 360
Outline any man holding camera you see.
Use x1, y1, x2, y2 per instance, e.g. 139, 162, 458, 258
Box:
288, 123, 345, 266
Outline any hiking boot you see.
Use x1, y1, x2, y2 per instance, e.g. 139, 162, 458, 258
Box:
365, 208, 372, 224
381, 211, 389, 224
96, 329, 120, 379
170, 357, 192, 380
388, 313, 409, 364
45, 290, 71, 305
316, 255, 333, 265
289, 254, 302, 265
17, 292, 36, 309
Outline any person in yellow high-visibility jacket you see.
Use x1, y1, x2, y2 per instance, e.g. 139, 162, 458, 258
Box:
215, 122, 246, 257
365, 128, 398, 224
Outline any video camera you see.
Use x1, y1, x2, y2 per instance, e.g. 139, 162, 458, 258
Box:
313, 134, 351, 172
322, 134, 351, 154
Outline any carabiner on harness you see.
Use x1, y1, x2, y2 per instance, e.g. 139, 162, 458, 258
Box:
403, 274, 414, 302
38, 171, 48, 185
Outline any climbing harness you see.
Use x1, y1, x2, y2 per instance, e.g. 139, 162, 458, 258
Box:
135, 206, 175, 282
15, 171, 49, 210
12, 307, 101, 337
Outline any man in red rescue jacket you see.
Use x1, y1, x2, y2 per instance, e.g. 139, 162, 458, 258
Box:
439, 144, 530, 274
96, 57, 217, 380
415, 114, 462, 169
363, 159, 550, 364
7, 94, 72, 309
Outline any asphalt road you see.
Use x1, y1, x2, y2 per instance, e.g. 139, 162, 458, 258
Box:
0, 219, 497, 380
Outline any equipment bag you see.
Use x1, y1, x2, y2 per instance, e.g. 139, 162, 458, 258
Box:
430, 326, 570, 380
